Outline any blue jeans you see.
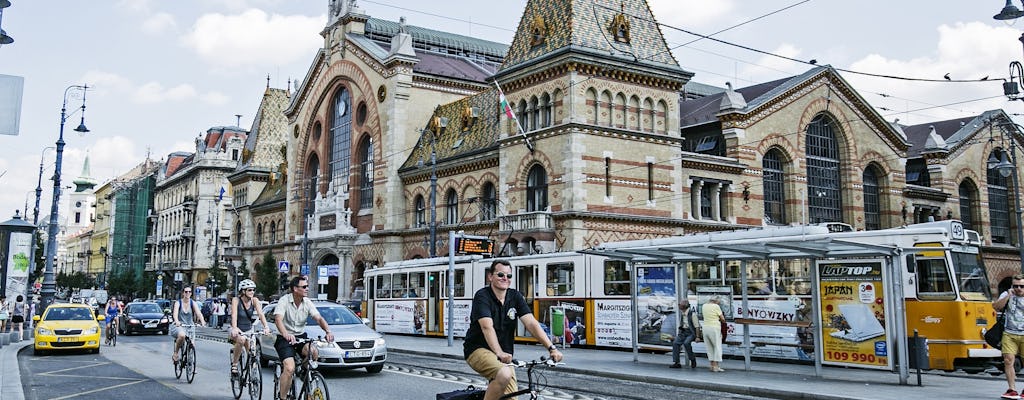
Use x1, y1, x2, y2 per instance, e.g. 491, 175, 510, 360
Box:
672, 329, 696, 365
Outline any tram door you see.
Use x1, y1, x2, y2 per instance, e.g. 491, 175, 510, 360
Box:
516, 265, 537, 337
427, 271, 442, 333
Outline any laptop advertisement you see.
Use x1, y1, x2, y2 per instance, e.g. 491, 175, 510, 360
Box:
817, 259, 892, 370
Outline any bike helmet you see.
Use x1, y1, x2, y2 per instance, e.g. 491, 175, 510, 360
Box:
238, 279, 256, 291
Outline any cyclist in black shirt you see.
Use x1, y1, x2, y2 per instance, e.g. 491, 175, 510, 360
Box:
464, 260, 563, 400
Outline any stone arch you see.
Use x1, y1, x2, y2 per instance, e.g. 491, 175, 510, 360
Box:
585, 88, 598, 124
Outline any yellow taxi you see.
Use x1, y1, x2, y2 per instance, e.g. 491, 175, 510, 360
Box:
33, 303, 104, 355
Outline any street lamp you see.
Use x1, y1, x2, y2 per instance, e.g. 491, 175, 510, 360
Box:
419, 116, 447, 257
41, 84, 90, 310
0, 0, 13, 46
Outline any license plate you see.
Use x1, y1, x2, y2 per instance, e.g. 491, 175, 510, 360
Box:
144, 323, 156, 328
346, 350, 372, 358
57, 337, 79, 342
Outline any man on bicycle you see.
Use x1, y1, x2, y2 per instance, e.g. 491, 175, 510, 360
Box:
464, 260, 563, 400
104, 297, 121, 341
230, 279, 271, 375
274, 276, 334, 400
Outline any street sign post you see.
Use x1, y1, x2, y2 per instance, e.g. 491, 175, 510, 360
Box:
279, 261, 290, 274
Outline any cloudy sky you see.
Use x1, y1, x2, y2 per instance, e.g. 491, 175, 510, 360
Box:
0, 0, 1021, 224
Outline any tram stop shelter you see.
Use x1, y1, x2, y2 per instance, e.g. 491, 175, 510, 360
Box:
581, 223, 956, 385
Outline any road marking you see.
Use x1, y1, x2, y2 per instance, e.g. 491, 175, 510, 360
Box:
48, 378, 147, 400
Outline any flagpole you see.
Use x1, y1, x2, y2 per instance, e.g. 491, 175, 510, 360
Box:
494, 79, 534, 152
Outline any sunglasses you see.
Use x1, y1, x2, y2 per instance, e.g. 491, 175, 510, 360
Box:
494, 272, 513, 279
183, 291, 192, 293
1014, 285, 1024, 289
298, 285, 309, 289
245, 288, 255, 292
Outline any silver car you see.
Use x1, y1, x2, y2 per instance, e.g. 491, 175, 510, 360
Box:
258, 300, 386, 373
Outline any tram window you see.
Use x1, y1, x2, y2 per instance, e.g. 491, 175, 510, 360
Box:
454, 269, 466, 297
545, 263, 575, 296
407, 272, 425, 298
393, 273, 410, 298
376, 274, 391, 299
952, 251, 992, 301
916, 258, 956, 300
603, 260, 631, 295
687, 261, 720, 294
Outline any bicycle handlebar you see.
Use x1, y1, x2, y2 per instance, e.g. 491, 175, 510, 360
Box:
508, 356, 562, 368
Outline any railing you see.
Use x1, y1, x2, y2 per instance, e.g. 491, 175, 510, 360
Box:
181, 226, 194, 237
222, 247, 242, 257
499, 211, 553, 232
146, 235, 157, 245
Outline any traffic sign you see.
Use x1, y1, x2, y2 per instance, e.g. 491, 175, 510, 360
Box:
300, 264, 310, 276
279, 261, 290, 273
157, 275, 163, 281
156, 280, 163, 294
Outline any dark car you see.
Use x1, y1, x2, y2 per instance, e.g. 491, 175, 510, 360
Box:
153, 299, 172, 315
118, 302, 171, 335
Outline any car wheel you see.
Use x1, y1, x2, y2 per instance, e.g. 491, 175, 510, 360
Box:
366, 364, 384, 374
33, 347, 45, 356
92, 347, 100, 354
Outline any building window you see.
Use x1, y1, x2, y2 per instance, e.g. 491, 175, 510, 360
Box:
445, 189, 458, 224
959, 180, 977, 231
906, 158, 930, 187
805, 114, 843, 223
863, 165, 882, 230
526, 165, 548, 212
329, 88, 352, 191
762, 149, 786, 225
691, 179, 727, 221
481, 182, 497, 221
988, 149, 1012, 244
269, 221, 277, 244
234, 221, 242, 246
255, 224, 263, 245
540, 93, 552, 128
358, 137, 374, 210
414, 195, 425, 228
647, 162, 654, 201
605, 157, 612, 198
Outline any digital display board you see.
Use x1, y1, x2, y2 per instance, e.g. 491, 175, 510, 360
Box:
456, 237, 494, 255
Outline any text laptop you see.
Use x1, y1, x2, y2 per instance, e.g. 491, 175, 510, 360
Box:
830, 304, 885, 342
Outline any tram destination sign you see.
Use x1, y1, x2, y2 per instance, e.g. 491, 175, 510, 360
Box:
455, 236, 494, 255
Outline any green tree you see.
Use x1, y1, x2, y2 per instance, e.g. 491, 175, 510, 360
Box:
69, 271, 90, 291
256, 251, 278, 300
107, 268, 137, 300
137, 271, 157, 299
237, 258, 250, 281
208, 259, 227, 297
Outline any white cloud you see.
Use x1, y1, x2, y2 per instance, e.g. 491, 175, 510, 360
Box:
142, 12, 178, 35
76, 71, 228, 106
134, 82, 199, 104
181, 9, 325, 69
649, 0, 735, 30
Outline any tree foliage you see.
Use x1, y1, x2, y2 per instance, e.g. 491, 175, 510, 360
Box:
256, 251, 278, 300
107, 268, 137, 300
208, 259, 228, 297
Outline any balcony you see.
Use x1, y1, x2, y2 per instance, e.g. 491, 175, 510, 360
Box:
181, 226, 194, 237
499, 211, 553, 233
223, 247, 242, 257
146, 235, 158, 245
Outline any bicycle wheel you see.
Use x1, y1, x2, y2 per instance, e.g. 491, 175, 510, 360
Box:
230, 352, 244, 399
247, 355, 262, 400
272, 363, 281, 400
111, 326, 117, 347
185, 341, 197, 383
173, 345, 184, 379
301, 371, 330, 400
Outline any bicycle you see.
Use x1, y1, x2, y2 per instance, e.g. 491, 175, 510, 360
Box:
272, 336, 330, 400
173, 324, 198, 384
441, 356, 561, 400
105, 317, 118, 347
230, 330, 263, 400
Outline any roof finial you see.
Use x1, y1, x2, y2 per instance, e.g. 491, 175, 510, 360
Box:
235, 114, 242, 127
266, 74, 270, 89
399, 16, 407, 34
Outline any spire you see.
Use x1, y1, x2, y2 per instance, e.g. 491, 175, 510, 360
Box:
72, 152, 98, 192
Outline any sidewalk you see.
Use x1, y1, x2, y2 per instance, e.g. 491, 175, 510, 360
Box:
0, 336, 31, 400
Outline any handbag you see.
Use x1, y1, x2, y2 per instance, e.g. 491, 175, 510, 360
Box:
436, 385, 485, 400
985, 315, 1005, 349
721, 322, 729, 343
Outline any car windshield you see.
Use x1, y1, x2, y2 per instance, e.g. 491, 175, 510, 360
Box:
130, 304, 162, 313
45, 308, 94, 321
308, 305, 362, 326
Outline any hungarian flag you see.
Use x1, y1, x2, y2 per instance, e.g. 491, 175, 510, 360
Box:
498, 90, 516, 121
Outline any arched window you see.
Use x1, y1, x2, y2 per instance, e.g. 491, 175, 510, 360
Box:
526, 165, 548, 212
269, 221, 277, 244
529, 96, 539, 131
540, 93, 552, 128
304, 155, 320, 216
255, 224, 264, 246
234, 221, 242, 246
329, 88, 352, 191
481, 182, 497, 221
445, 188, 459, 224
357, 136, 374, 210
586, 89, 598, 124
517, 100, 528, 130
805, 114, 843, 223
863, 165, 882, 230
959, 180, 978, 231
988, 149, 1012, 244
414, 195, 425, 228
762, 149, 786, 225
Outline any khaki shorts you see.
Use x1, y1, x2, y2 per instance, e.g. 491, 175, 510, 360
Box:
466, 348, 517, 394
1004, 332, 1024, 356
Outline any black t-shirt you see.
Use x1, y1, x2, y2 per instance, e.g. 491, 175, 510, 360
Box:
463, 286, 531, 359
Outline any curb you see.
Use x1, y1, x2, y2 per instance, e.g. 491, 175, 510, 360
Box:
1, 339, 32, 400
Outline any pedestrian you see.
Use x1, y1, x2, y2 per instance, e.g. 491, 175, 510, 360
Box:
670, 299, 700, 369
0, 295, 8, 333
210, 300, 221, 328
701, 296, 727, 372
11, 294, 27, 341
216, 299, 227, 329
994, 273, 1024, 399
463, 260, 563, 400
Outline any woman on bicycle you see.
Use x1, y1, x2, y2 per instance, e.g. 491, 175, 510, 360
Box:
104, 297, 121, 339
171, 286, 206, 364
229, 279, 270, 375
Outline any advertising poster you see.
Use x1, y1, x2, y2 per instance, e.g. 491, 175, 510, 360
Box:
4, 231, 31, 300
594, 299, 632, 348
444, 299, 473, 338
374, 300, 425, 334
636, 266, 676, 347
537, 299, 588, 345
693, 297, 815, 361
695, 285, 734, 319
817, 260, 891, 370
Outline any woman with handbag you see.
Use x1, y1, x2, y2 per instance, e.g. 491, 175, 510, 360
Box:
701, 296, 727, 372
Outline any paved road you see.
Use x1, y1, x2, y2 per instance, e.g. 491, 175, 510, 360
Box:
20, 350, 189, 400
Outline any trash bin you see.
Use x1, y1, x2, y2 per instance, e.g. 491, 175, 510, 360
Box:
550, 307, 565, 337
907, 335, 929, 370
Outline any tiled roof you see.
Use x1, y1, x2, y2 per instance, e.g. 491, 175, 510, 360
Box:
253, 175, 287, 208
400, 89, 501, 171
500, 0, 680, 72
902, 111, 1002, 158
242, 88, 290, 170
679, 76, 793, 128
365, 18, 508, 62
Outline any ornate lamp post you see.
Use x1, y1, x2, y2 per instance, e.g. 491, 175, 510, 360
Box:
41, 85, 90, 310
419, 116, 447, 257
